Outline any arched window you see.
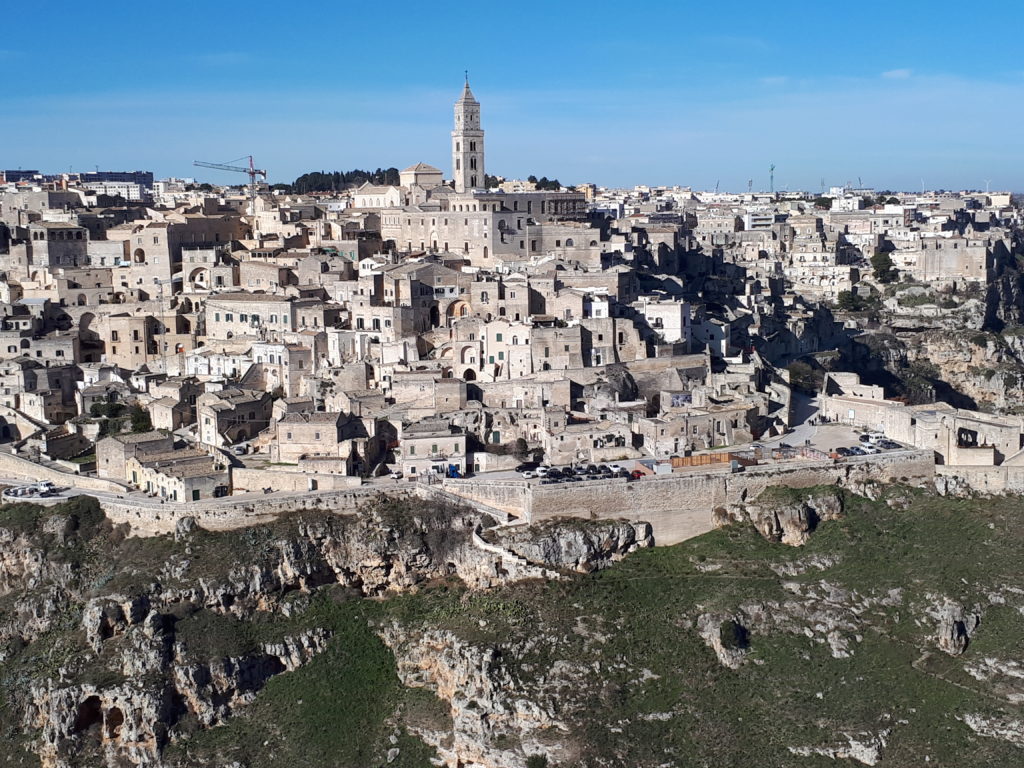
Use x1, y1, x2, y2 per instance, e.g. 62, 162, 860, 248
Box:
565, 238, 574, 247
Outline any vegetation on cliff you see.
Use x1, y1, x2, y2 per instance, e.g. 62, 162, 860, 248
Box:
2, 489, 1024, 766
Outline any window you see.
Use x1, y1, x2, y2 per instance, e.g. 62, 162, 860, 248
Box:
498, 351, 504, 360
431, 444, 438, 454
409, 445, 415, 455
314, 432, 320, 440
495, 333, 503, 342
286, 432, 292, 440
226, 313, 233, 322
111, 330, 119, 341
240, 314, 248, 322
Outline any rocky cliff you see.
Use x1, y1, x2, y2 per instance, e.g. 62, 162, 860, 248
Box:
3, 486, 1024, 768
0, 495, 649, 768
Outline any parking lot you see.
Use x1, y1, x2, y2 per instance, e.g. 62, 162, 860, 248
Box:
463, 424, 908, 485
769, 423, 906, 457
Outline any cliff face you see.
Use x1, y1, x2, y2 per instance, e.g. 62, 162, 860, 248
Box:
0, 496, 650, 768
5, 488, 1024, 768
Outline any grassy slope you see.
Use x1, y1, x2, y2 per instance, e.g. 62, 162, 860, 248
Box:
4, 490, 1024, 766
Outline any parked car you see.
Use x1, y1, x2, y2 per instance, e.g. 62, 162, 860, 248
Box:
520, 470, 536, 479
616, 469, 631, 479
574, 465, 589, 476
515, 462, 538, 473
536, 465, 551, 477
630, 469, 644, 480
835, 447, 851, 456
847, 446, 866, 456
232, 444, 247, 456
878, 440, 901, 450
389, 470, 403, 479
609, 463, 624, 472
858, 434, 873, 444
586, 464, 599, 474
547, 468, 563, 479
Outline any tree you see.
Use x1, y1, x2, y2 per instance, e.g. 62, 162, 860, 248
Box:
483, 174, 501, 188
871, 250, 898, 283
129, 405, 152, 433
527, 175, 538, 184
812, 196, 833, 210
836, 290, 869, 312
513, 438, 529, 459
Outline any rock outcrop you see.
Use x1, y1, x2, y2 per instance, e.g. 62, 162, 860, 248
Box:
379, 625, 576, 768
0, 496, 652, 768
933, 601, 981, 656
721, 489, 844, 546
489, 519, 653, 572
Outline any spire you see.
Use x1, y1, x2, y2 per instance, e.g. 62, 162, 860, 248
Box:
458, 73, 477, 104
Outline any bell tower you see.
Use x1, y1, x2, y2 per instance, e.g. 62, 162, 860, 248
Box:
451, 75, 484, 193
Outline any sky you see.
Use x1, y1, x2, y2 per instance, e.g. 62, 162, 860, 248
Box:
2, 0, 1023, 192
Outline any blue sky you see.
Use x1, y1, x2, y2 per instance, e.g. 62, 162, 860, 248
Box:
2, 0, 1022, 191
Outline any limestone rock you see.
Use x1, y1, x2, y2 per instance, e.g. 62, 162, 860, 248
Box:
789, 729, 891, 766
731, 490, 844, 547
696, 613, 750, 669
379, 624, 574, 768
961, 713, 1024, 747
935, 602, 980, 656
491, 519, 654, 572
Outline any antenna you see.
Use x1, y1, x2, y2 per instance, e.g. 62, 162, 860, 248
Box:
714, 180, 720, 193
985, 179, 992, 194
921, 179, 926, 194
747, 178, 753, 194
769, 163, 775, 195
858, 176, 862, 188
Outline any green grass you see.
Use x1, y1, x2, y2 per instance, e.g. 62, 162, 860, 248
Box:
5, 489, 1024, 767
167, 591, 443, 768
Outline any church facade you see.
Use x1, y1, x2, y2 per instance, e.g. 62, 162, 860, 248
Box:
379, 80, 587, 267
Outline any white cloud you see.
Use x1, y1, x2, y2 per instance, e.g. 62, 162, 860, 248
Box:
882, 68, 912, 79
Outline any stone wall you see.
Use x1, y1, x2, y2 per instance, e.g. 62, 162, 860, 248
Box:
232, 467, 361, 494
438, 479, 531, 520
0, 450, 127, 493
936, 464, 1024, 495
444, 450, 935, 546
100, 487, 416, 536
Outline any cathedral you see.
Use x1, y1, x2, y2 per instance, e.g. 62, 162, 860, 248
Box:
379, 79, 590, 267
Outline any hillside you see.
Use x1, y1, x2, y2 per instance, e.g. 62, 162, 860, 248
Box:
2, 487, 1023, 767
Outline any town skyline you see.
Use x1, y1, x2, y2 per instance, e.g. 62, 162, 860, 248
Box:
3, 1, 1022, 191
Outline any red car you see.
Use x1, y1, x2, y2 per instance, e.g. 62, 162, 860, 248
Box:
630, 469, 644, 480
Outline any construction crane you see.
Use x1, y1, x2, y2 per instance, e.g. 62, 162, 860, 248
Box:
769, 163, 775, 195
192, 155, 267, 217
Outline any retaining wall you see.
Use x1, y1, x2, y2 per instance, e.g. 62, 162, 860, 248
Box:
100, 487, 416, 536
445, 450, 935, 546
936, 464, 1024, 495
0, 451, 127, 493
232, 467, 362, 493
